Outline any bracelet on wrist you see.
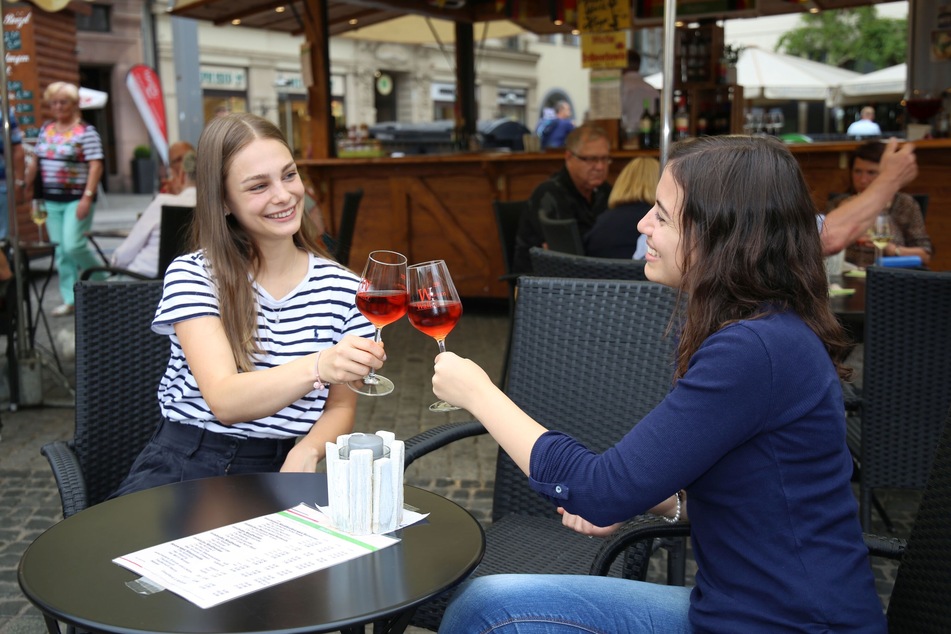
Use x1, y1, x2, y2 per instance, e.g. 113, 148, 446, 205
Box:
313, 350, 327, 390
662, 490, 684, 524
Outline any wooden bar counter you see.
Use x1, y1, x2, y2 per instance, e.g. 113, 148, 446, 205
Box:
301, 138, 951, 300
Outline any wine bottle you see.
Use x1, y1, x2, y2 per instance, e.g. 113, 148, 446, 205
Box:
639, 99, 653, 149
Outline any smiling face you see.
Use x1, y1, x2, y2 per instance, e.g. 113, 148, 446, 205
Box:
224, 138, 305, 245
637, 168, 687, 289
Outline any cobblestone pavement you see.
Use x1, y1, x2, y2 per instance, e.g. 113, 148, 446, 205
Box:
0, 197, 916, 632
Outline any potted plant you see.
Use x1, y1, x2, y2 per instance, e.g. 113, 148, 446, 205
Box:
719, 44, 744, 85
130, 144, 156, 194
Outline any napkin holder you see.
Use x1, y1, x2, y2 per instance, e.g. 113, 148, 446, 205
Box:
880, 255, 923, 268
326, 432, 404, 535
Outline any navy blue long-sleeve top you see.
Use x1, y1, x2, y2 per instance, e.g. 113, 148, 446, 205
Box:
529, 311, 885, 632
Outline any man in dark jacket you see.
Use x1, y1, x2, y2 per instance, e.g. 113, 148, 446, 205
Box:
513, 124, 613, 273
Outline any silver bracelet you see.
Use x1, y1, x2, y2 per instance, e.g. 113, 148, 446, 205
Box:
662, 490, 684, 524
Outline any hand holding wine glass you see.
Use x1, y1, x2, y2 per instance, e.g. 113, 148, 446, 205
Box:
408, 260, 463, 412
348, 250, 408, 397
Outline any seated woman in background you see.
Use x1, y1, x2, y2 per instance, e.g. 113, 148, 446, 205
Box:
829, 140, 932, 267
583, 156, 658, 259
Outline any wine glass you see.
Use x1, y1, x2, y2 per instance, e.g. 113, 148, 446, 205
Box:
869, 214, 893, 266
407, 260, 463, 412
31, 200, 48, 243
348, 250, 408, 397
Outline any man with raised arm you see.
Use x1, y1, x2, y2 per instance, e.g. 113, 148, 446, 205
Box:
819, 138, 918, 255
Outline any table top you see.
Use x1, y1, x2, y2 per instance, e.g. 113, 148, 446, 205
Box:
830, 273, 866, 342
19, 472, 485, 634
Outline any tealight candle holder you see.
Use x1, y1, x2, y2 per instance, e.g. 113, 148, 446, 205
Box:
326, 431, 404, 535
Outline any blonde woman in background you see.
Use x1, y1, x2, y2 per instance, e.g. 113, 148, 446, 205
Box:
583, 156, 659, 259
25, 82, 104, 316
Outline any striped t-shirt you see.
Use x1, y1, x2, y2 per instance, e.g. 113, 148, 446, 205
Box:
34, 120, 104, 201
152, 251, 375, 438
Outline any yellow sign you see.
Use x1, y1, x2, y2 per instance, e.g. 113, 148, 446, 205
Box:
581, 32, 627, 69
578, 0, 631, 33
24, 0, 72, 11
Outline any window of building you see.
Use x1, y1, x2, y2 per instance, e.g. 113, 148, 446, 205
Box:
76, 4, 111, 32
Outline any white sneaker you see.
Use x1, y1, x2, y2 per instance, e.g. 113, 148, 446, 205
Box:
51, 304, 75, 317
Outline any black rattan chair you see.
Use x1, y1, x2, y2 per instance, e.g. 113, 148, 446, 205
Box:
403, 276, 680, 630
539, 212, 584, 255
41, 281, 167, 518
529, 246, 648, 281
333, 188, 363, 267
846, 266, 951, 531
595, 406, 951, 633
492, 199, 529, 389
81, 205, 193, 281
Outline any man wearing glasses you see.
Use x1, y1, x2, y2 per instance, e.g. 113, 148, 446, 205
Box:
513, 124, 613, 273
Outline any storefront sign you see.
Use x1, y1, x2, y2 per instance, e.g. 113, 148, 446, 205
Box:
3, 5, 41, 140
581, 32, 627, 69
200, 65, 247, 91
579, 0, 631, 32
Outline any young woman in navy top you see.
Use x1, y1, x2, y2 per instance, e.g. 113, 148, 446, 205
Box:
113, 114, 383, 497
432, 135, 886, 632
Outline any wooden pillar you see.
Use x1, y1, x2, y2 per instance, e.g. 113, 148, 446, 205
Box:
455, 22, 476, 145
302, 0, 333, 159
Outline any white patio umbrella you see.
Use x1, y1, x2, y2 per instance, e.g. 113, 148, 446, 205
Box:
79, 86, 108, 110
837, 63, 905, 104
644, 46, 861, 105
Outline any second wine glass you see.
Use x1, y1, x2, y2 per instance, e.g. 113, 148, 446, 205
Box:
407, 260, 463, 412
349, 250, 408, 397
870, 213, 893, 266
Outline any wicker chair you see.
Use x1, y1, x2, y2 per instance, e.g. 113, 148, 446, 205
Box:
529, 246, 648, 281
81, 205, 193, 281
594, 406, 951, 633
41, 281, 167, 518
332, 188, 363, 267
539, 212, 584, 255
492, 199, 529, 389
403, 276, 680, 630
847, 266, 951, 531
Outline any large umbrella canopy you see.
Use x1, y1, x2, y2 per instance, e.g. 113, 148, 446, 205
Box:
79, 86, 108, 110
340, 15, 524, 45
838, 63, 905, 103
645, 46, 861, 104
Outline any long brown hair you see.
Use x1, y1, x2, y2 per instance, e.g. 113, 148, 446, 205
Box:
193, 113, 333, 371
666, 135, 852, 381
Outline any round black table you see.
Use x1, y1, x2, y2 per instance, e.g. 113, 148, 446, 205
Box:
19, 473, 485, 634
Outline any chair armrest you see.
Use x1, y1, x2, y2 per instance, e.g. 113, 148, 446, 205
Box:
590, 514, 691, 577
864, 533, 905, 561
841, 381, 862, 412
40, 440, 89, 518
80, 266, 156, 281
403, 420, 487, 468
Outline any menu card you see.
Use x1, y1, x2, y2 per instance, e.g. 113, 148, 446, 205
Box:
113, 503, 399, 609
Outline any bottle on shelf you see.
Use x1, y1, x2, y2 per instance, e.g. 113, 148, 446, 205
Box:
674, 94, 690, 141
639, 98, 653, 149
650, 98, 662, 149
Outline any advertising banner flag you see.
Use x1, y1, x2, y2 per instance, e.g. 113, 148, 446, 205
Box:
125, 64, 168, 165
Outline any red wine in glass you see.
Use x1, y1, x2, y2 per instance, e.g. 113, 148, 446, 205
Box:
407, 260, 463, 412
349, 250, 408, 397
356, 290, 409, 328
407, 300, 462, 341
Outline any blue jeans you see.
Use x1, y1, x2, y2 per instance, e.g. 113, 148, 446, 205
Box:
438, 574, 694, 633
45, 199, 101, 305
110, 419, 296, 498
